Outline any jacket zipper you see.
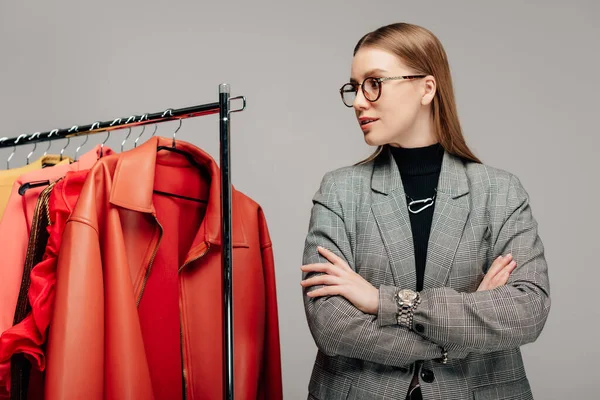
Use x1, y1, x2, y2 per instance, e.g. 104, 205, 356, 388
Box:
179, 242, 211, 399
137, 216, 164, 307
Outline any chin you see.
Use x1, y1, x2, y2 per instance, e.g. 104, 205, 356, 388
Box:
363, 131, 389, 147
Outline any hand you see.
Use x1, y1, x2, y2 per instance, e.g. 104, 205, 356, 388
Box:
477, 254, 517, 291
300, 246, 380, 315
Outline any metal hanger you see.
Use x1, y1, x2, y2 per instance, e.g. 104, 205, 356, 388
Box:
100, 119, 118, 157
79, 122, 101, 160
7, 134, 27, 169
0, 137, 8, 169
133, 114, 149, 148
26, 132, 42, 165
59, 126, 78, 161
74, 132, 89, 161
120, 116, 136, 152
43, 129, 59, 156
155, 110, 207, 203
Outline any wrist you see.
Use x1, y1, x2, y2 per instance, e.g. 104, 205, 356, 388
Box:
394, 288, 421, 329
370, 288, 380, 315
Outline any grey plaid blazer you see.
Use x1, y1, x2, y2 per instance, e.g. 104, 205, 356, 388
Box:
302, 148, 551, 400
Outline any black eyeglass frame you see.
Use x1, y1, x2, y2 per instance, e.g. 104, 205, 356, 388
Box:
339, 75, 428, 107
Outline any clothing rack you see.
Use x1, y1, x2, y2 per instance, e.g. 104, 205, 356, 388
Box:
0, 83, 244, 400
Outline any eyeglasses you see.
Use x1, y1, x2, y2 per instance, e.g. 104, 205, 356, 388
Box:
339, 75, 427, 107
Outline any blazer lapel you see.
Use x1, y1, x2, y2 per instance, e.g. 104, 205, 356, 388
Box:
371, 148, 470, 291
422, 151, 470, 290
371, 149, 417, 290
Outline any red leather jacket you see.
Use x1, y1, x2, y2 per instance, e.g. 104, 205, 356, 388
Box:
45, 137, 282, 399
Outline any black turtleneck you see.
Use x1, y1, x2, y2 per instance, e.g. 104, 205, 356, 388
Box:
389, 142, 444, 292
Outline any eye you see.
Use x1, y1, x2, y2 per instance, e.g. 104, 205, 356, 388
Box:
342, 83, 358, 93
366, 78, 380, 91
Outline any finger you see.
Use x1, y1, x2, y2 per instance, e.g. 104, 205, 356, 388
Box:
491, 262, 516, 287
306, 285, 342, 298
301, 263, 340, 276
300, 275, 342, 287
480, 255, 511, 289
495, 261, 517, 279
318, 247, 353, 271
505, 260, 518, 273
486, 254, 513, 278
493, 270, 511, 288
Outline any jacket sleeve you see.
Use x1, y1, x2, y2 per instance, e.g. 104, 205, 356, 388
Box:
411, 174, 551, 352
256, 208, 283, 400
0, 182, 34, 398
44, 219, 105, 399
302, 172, 467, 368
0, 182, 31, 338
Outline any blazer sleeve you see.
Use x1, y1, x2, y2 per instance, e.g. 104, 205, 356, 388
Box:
411, 174, 551, 352
302, 172, 467, 367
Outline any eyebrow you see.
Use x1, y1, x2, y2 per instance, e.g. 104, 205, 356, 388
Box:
350, 68, 388, 83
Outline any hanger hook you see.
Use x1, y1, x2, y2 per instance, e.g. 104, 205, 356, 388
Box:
150, 124, 158, 138
7, 134, 28, 169
100, 119, 120, 157
120, 116, 136, 152
75, 134, 89, 161
0, 137, 8, 169
87, 122, 100, 158
134, 114, 149, 148
59, 126, 78, 161
26, 132, 41, 165
44, 129, 59, 156
60, 137, 71, 161
172, 118, 183, 148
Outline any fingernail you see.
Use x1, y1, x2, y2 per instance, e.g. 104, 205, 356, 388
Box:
507, 253, 513, 259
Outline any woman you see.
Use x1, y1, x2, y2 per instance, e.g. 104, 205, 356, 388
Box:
300, 22, 550, 400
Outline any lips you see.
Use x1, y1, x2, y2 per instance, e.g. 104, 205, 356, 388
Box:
359, 117, 379, 126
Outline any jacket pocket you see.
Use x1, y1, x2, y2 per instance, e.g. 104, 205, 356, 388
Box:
473, 376, 533, 400
308, 361, 353, 400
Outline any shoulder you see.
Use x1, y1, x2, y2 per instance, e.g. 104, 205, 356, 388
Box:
462, 158, 530, 208
318, 160, 374, 192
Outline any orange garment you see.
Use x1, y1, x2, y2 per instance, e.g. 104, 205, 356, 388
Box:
0, 146, 112, 399
0, 171, 89, 399
0, 155, 70, 221
44, 137, 282, 399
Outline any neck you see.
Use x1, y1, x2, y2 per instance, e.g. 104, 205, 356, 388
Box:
389, 106, 437, 148
389, 141, 444, 176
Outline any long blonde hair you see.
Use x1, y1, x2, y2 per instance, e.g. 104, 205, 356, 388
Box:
353, 22, 481, 165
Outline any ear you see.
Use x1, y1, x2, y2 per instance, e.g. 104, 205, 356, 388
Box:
421, 75, 436, 106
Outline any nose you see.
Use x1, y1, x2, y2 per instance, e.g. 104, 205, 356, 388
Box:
353, 89, 370, 111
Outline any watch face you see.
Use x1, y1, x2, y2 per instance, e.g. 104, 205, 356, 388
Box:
398, 289, 417, 302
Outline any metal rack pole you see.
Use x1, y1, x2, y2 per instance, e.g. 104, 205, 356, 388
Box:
219, 83, 234, 400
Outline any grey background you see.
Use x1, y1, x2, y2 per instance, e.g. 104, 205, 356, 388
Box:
0, 1, 597, 398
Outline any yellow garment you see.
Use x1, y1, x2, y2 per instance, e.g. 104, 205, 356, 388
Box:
0, 154, 72, 220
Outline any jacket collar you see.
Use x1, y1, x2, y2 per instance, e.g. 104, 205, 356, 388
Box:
371, 146, 469, 198
109, 136, 248, 247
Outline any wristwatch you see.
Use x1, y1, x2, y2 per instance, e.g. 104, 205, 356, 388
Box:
394, 288, 421, 328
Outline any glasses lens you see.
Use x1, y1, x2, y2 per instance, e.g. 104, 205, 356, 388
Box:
363, 78, 380, 101
341, 84, 357, 107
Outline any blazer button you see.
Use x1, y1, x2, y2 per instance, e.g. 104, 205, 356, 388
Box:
421, 369, 435, 383
415, 324, 425, 333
